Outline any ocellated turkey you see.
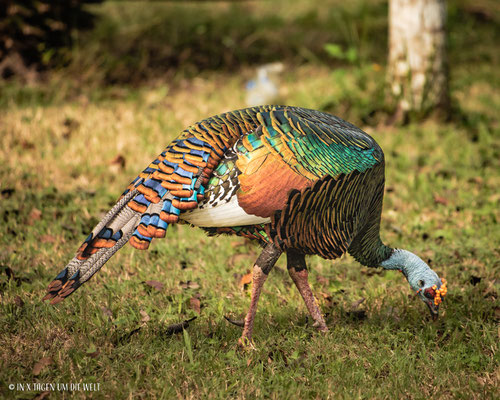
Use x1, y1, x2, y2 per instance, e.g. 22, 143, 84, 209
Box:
44, 106, 447, 345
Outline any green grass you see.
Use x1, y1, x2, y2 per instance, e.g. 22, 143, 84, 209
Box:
1, 0, 499, 398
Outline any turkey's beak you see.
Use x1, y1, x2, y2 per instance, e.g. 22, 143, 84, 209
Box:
426, 302, 439, 321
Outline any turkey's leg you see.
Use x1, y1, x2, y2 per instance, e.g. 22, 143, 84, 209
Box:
239, 242, 282, 347
287, 249, 328, 332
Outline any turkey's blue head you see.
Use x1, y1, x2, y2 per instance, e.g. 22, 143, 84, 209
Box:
381, 249, 447, 320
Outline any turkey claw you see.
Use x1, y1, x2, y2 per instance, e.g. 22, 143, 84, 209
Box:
237, 336, 257, 351
313, 322, 329, 333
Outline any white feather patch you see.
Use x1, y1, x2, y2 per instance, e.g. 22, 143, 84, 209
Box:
181, 196, 270, 227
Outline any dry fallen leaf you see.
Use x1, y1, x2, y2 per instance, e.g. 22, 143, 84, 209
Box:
28, 208, 42, 225
140, 310, 151, 322
239, 272, 252, 289
110, 154, 126, 171
433, 194, 449, 206
189, 297, 201, 314
180, 280, 200, 290
14, 295, 24, 308
33, 357, 53, 376
145, 280, 164, 291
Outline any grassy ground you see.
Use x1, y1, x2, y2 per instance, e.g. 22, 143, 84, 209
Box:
1, 0, 499, 399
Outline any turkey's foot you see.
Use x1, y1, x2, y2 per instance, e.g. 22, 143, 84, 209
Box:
237, 335, 257, 351
313, 320, 329, 332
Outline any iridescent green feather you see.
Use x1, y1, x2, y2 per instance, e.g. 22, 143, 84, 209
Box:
258, 109, 380, 179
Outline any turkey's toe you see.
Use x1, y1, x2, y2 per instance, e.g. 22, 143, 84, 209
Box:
313, 321, 329, 332
237, 336, 257, 351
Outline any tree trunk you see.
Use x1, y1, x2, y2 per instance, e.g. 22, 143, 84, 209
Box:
387, 0, 450, 121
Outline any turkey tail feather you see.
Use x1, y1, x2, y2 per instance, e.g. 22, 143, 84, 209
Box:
44, 189, 143, 304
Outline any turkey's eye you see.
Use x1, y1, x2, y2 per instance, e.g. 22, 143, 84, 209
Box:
418, 280, 425, 287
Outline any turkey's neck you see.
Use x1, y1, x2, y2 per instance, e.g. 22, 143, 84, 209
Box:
362, 239, 393, 268
379, 247, 408, 277
348, 221, 393, 267
380, 249, 430, 281
348, 235, 393, 268
346, 163, 392, 268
